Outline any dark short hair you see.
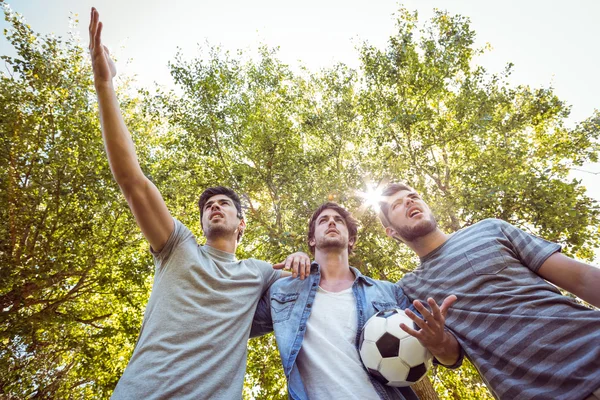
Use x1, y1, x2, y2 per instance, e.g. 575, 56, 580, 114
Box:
198, 186, 244, 223
307, 202, 358, 255
378, 182, 414, 227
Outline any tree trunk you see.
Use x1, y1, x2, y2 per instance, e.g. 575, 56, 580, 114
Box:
413, 377, 439, 400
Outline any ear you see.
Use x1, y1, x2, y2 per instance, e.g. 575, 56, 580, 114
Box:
237, 218, 246, 235
385, 226, 395, 238
348, 236, 356, 248
386, 226, 405, 244
308, 237, 316, 247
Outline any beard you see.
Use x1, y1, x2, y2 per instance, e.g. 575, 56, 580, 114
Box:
315, 235, 348, 252
393, 215, 437, 242
204, 221, 238, 241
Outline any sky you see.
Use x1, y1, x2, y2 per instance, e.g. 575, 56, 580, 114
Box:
2, 0, 599, 222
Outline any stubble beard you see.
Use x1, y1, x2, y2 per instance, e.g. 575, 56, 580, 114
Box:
394, 215, 438, 242
316, 235, 347, 252
205, 220, 237, 241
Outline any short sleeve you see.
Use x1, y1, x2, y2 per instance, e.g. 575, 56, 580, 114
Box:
252, 259, 281, 293
498, 219, 561, 273
150, 218, 195, 269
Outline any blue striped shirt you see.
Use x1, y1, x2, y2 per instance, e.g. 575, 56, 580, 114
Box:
397, 219, 600, 400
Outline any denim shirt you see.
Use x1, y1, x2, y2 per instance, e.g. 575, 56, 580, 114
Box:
251, 263, 420, 400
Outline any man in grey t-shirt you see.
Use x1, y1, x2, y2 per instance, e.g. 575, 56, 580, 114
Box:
89, 9, 309, 399
378, 182, 600, 400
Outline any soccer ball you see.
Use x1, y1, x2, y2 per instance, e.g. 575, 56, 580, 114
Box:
359, 308, 433, 387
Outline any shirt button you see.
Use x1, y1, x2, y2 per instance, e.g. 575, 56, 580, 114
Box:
307, 304, 312, 308
300, 326, 305, 331
312, 283, 317, 287
291, 350, 297, 355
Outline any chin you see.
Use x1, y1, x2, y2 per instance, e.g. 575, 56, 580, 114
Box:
397, 217, 437, 242
318, 238, 347, 251
206, 225, 235, 240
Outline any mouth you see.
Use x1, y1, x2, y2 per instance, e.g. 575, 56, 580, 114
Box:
325, 228, 340, 235
407, 207, 423, 219
210, 212, 224, 220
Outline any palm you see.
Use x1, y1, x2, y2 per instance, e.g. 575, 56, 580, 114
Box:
92, 46, 116, 82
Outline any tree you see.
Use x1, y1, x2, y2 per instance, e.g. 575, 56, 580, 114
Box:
1, 3, 598, 399
0, 5, 157, 397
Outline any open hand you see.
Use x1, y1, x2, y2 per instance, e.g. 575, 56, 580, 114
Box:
89, 8, 116, 86
273, 252, 311, 279
400, 295, 457, 352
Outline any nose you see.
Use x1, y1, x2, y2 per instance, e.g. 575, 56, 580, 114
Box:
404, 197, 414, 207
210, 202, 221, 211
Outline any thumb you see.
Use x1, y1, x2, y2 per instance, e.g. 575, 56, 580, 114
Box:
440, 295, 458, 316
272, 262, 285, 270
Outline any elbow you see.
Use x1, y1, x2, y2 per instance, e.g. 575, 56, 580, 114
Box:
117, 175, 149, 199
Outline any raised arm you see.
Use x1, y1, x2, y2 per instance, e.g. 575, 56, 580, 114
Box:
537, 253, 600, 308
89, 8, 173, 251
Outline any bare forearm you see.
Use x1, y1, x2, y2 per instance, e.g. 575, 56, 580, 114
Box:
538, 253, 600, 309
579, 265, 600, 308
95, 81, 144, 186
428, 331, 461, 366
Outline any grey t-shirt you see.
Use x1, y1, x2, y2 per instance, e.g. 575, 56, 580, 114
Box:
398, 218, 600, 400
111, 219, 280, 399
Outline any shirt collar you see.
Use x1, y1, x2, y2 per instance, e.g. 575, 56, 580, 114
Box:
204, 244, 237, 262
310, 262, 374, 286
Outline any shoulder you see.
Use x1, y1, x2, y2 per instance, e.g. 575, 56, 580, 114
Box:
366, 277, 395, 289
363, 276, 401, 296
470, 218, 506, 229
270, 274, 310, 293
246, 258, 272, 270
173, 218, 198, 238
459, 218, 507, 236
242, 258, 279, 283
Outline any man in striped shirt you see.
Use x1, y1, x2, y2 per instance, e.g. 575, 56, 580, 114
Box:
378, 182, 600, 400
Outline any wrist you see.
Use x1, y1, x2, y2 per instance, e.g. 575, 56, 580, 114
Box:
429, 331, 459, 366
428, 331, 452, 357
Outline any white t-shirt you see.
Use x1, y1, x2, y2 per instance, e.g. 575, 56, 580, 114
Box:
297, 286, 380, 399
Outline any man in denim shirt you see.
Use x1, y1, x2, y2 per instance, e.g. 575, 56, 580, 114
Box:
252, 203, 461, 400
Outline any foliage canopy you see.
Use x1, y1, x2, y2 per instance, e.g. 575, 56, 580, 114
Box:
1, 4, 598, 399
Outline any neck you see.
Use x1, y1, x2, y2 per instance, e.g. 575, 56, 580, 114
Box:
206, 236, 237, 254
405, 228, 450, 258
314, 248, 354, 285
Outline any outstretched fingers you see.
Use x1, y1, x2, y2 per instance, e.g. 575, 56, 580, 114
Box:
88, 8, 103, 52
399, 321, 421, 338
88, 8, 95, 50
96, 21, 103, 49
439, 295, 458, 317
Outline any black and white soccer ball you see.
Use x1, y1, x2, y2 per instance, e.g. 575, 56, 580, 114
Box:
359, 308, 433, 387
